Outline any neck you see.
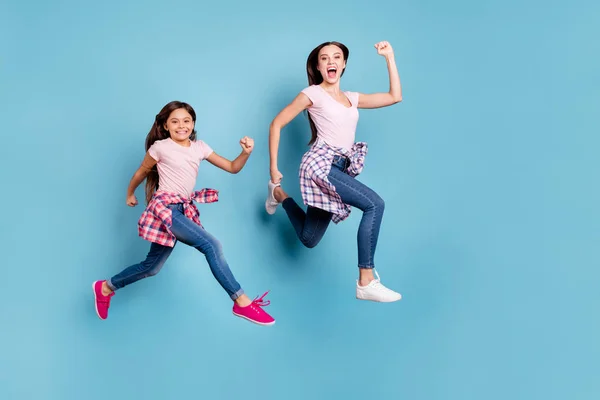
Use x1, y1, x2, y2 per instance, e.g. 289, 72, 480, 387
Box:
170, 137, 191, 147
320, 81, 341, 93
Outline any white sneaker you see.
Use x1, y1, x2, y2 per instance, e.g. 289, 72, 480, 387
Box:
265, 180, 280, 215
356, 270, 402, 302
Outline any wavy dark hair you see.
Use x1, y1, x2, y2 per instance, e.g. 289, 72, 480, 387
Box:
144, 101, 197, 203
305, 41, 349, 145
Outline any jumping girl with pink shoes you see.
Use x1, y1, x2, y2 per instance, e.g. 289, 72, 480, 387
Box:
266, 40, 404, 302
93, 101, 275, 326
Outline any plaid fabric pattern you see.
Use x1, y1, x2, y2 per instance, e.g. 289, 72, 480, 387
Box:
299, 138, 368, 223
138, 189, 219, 247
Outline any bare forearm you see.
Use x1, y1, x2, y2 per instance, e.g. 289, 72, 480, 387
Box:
269, 122, 281, 170
230, 151, 250, 173
127, 169, 148, 196
386, 54, 402, 101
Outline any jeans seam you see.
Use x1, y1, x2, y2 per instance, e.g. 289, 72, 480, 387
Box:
173, 213, 241, 297
327, 171, 379, 268
111, 246, 172, 289
302, 215, 322, 247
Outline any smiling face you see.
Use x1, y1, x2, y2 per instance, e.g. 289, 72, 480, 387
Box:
317, 44, 346, 85
163, 108, 195, 145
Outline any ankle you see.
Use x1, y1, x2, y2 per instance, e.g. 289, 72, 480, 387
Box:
235, 294, 252, 307
101, 281, 113, 296
358, 269, 375, 286
274, 187, 288, 203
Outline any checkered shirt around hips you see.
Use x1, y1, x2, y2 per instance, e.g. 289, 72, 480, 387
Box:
138, 189, 219, 247
299, 138, 368, 223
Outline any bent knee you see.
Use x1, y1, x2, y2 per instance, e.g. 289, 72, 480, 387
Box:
142, 264, 163, 277
374, 195, 385, 210
196, 238, 224, 256
301, 236, 321, 249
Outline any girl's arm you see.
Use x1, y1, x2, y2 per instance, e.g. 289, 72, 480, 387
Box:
269, 93, 312, 183
206, 136, 254, 174
126, 152, 157, 206
357, 41, 403, 109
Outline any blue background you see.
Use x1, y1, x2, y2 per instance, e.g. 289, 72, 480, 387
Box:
1, 0, 599, 399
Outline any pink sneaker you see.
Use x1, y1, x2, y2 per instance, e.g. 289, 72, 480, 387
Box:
93, 280, 114, 320
232, 292, 275, 326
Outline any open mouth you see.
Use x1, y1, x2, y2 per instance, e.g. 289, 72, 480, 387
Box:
327, 67, 337, 79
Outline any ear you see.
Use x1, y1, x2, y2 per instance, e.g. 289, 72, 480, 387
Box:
163, 123, 168, 132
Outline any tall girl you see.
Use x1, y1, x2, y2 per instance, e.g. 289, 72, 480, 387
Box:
266, 41, 403, 302
93, 101, 275, 325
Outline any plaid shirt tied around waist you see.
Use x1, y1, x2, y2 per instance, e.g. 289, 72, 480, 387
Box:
299, 138, 368, 223
138, 189, 219, 247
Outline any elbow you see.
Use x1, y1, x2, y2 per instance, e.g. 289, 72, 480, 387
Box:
269, 119, 282, 134
230, 163, 241, 174
137, 168, 150, 180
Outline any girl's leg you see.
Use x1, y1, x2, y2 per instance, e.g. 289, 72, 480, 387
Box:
169, 206, 243, 301
169, 204, 275, 325
326, 165, 401, 302
274, 186, 333, 248
326, 166, 384, 275
93, 242, 174, 319
107, 242, 175, 291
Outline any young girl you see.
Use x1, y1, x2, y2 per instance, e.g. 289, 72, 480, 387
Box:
93, 101, 275, 326
266, 41, 403, 302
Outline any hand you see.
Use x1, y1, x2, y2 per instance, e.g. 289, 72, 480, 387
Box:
126, 194, 138, 207
270, 168, 283, 184
374, 41, 394, 57
240, 136, 254, 154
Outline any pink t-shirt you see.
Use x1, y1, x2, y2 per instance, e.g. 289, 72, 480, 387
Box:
301, 84, 360, 150
147, 138, 214, 197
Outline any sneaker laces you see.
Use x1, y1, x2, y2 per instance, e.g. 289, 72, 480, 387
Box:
252, 291, 271, 307
99, 292, 114, 304
368, 270, 391, 291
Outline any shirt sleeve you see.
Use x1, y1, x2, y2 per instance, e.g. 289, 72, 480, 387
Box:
196, 140, 214, 160
301, 85, 322, 108
346, 91, 360, 107
147, 140, 162, 161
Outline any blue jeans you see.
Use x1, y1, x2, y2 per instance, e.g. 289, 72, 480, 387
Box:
107, 203, 244, 300
282, 155, 385, 269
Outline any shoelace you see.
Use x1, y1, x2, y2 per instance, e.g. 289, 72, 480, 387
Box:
252, 291, 271, 307
367, 269, 387, 289
98, 289, 114, 303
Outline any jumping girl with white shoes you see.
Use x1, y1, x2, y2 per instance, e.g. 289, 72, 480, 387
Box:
266, 40, 403, 302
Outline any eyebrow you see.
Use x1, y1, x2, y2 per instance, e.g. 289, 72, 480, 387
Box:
321, 52, 342, 57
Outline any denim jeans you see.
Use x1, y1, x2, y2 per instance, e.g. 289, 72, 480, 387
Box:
282, 155, 385, 269
107, 203, 244, 300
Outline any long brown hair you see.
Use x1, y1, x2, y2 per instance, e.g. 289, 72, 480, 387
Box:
144, 101, 197, 203
305, 41, 350, 145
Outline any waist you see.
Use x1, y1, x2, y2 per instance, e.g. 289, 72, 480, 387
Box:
331, 154, 350, 171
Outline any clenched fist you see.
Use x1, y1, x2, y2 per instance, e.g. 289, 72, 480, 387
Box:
240, 136, 254, 154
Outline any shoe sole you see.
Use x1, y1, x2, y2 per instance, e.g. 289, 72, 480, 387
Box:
265, 182, 280, 215
356, 295, 402, 302
265, 200, 277, 215
92, 281, 107, 320
232, 311, 276, 326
